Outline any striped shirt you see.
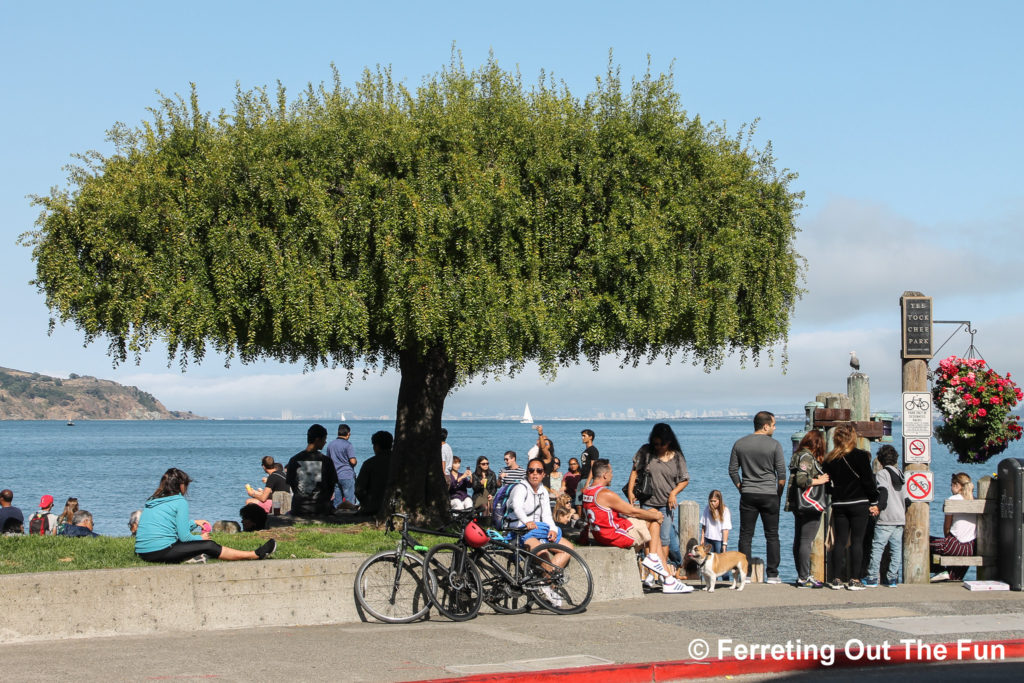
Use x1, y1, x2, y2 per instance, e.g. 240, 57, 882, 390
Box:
500, 465, 525, 485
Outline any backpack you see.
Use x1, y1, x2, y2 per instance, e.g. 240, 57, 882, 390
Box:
28, 512, 50, 536
491, 481, 526, 529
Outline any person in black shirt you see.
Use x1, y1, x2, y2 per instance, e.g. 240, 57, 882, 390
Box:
286, 424, 338, 516
579, 429, 599, 490
355, 430, 394, 517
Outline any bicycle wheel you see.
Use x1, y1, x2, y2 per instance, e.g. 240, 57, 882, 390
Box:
423, 543, 484, 621
525, 542, 594, 615
475, 546, 531, 615
354, 550, 431, 624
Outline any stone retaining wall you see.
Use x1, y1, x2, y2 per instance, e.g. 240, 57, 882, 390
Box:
0, 546, 641, 643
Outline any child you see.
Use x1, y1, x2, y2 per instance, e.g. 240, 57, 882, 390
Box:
930, 473, 976, 582
863, 445, 906, 587
699, 490, 731, 553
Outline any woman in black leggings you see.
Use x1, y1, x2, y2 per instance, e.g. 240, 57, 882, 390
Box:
134, 468, 276, 563
822, 425, 878, 591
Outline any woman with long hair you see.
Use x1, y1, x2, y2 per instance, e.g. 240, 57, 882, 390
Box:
471, 456, 498, 514
627, 423, 689, 574
564, 458, 582, 509
787, 430, 829, 587
821, 425, 878, 590
929, 473, 977, 582
56, 497, 79, 535
135, 468, 277, 563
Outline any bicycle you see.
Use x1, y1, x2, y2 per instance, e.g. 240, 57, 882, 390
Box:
424, 522, 593, 621
353, 513, 439, 624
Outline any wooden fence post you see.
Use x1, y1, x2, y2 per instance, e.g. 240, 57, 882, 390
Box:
678, 500, 700, 578
976, 475, 998, 580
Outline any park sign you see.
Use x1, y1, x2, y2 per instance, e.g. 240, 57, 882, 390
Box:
901, 295, 933, 359
902, 392, 933, 438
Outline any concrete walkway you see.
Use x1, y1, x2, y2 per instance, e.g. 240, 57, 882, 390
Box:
4, 581, 1024, 681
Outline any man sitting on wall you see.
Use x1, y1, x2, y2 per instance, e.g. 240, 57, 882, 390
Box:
580, 459, 692, 593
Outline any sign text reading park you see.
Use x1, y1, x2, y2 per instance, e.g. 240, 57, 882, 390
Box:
902, 295, 933, 359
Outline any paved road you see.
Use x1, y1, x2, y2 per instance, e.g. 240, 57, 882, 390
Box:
4, 582, 1024, 681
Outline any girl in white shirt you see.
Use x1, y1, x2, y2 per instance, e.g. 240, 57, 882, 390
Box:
699, 489, 732, 553
929, 473, 977, 582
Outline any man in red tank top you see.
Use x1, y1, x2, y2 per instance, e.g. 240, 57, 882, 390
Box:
581, 459, 693, 593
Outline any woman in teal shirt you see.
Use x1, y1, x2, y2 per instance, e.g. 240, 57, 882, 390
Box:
135, 468, 276, 563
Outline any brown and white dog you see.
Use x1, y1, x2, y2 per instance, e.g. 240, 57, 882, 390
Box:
688, 544, 748, 592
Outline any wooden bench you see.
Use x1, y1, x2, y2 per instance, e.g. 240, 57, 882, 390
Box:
931, 482, 997, 574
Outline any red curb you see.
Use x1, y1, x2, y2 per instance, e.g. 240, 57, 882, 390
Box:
421, 638, 1024, 682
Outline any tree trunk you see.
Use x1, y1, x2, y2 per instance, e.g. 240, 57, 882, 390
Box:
381, 345, 456, 526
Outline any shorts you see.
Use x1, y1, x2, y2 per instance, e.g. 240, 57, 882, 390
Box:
623, 517, 652, 547
521, 523, 563, 544
137, 540, 223, 563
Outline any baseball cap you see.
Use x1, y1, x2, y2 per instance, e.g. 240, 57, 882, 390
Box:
40, 494, 54, 508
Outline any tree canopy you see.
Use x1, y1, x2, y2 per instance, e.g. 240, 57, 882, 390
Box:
25, 55, 803, 520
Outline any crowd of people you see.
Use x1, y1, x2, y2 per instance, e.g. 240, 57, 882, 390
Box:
2, 414, 977, 585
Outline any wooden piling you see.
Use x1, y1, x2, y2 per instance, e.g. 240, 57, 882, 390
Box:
976, 475, 999, 580
901, 295, 931, 584
678, 500, 700, 578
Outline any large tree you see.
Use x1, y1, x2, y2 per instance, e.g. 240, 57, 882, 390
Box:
24, 56, 802, 523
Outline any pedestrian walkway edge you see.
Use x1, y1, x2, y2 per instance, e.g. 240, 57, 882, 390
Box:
421, 638, 1024, 682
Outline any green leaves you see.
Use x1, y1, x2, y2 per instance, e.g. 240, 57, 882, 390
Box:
25, 56, 802, 382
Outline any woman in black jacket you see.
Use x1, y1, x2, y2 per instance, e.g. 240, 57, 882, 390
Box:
472, 456, 499, 515
822, 424, 879, 591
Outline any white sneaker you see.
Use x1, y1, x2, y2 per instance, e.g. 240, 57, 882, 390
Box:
930, 571, 951, 583
662, 579, 693, 594
643, 573, 658, 588
541, 585, 563, 607
641, 554, 670, 578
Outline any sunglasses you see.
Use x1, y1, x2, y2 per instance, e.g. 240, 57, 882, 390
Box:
480, 462, 489, 465
527, 467, 545, 474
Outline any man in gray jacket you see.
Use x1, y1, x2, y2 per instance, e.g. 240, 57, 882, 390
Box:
729, 411, 786, 582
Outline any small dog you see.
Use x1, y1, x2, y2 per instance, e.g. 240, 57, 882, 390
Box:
688, 544, 747, 592
553, 493, 579, 526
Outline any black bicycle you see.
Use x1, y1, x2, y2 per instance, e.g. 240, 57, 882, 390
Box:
353, 513, 437, 623
424, 524, 593, 620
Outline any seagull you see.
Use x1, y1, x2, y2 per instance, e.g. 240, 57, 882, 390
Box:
849, 351, 860, 371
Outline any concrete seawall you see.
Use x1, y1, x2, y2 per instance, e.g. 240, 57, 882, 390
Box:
0, 547, 640, 643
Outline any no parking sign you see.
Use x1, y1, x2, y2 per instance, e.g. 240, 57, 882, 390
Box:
906, 471, 934, 502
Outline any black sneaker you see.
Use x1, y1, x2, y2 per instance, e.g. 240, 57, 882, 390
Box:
847, 579, 867, 591
828, 578, 845, 590
255, 539, 277, 559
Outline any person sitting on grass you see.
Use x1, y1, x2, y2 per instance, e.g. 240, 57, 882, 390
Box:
59, 510, 99, 537
244, 456, 290, 513
135, 468, 276, 564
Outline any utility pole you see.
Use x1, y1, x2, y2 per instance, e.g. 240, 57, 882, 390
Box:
901, 291, 933, 584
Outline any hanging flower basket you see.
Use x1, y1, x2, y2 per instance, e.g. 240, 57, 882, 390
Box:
932, 356, 1023, 464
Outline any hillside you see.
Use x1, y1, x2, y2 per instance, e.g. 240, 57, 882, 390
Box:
0, 367, 204, 420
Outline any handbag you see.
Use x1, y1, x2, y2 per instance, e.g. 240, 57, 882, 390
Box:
797, 483, 826, 514
632, 449, 655, 504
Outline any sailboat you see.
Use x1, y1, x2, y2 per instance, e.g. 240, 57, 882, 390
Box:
520, 403, 534, 424
340, 411, 347, 421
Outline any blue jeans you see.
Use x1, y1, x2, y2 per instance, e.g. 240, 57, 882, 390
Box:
866, 524, 903, 584
643, 503, 682, 566
335, 478, 357, 506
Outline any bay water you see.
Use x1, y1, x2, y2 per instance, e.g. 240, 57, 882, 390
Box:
1, 418, 1018, 580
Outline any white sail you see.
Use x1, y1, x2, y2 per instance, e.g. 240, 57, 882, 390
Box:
520, 403, 534, 424
340, 412, 347, 421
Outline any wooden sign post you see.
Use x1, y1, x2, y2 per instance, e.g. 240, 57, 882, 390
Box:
901, 291, 933, 584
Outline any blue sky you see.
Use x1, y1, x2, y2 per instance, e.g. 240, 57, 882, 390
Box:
2, 1, 1022, 419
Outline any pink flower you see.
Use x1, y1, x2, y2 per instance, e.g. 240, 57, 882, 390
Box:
992, 397, 1002, 405
978, 408, 988, 417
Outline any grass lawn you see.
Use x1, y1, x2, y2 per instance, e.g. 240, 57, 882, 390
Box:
0, 523, 452, 575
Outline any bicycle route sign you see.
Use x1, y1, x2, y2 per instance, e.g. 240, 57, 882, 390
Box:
902, 392, 933, 437
904, 437, 932, 464
906, 471, 934, 502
